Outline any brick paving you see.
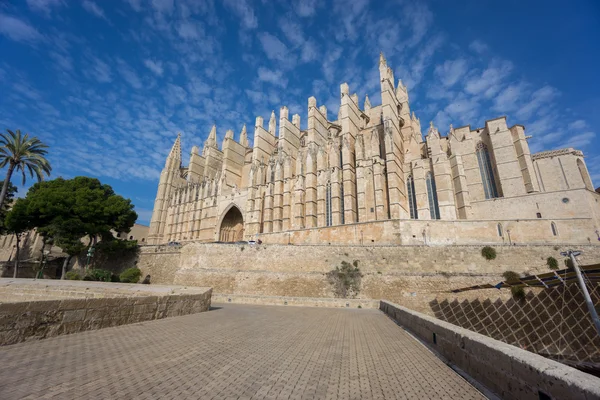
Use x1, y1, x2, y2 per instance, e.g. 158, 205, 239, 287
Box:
0, 304, 485, 399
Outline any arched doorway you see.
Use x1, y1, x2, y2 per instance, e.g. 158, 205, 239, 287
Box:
218, 206, 244, 242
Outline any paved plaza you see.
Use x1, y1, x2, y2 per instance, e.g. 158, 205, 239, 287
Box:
0, 304, 486, 399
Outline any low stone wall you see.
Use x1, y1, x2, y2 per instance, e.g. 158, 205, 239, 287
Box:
429, 283, 600, 372
0, 279, 212, 346
380, 300, 600, 399
212, 293, 379, 308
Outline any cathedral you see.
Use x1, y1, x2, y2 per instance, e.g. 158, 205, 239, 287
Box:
147, 54, 599, 246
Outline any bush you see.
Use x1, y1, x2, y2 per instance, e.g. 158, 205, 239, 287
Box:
481, 246, 497, 260
564, 258, 574, 269
327, 260, 363, 299
83, 269, 114, 282
546, 256, 559, 270
120, 267, 142, 283
503, 270, 520, 282
511, 287, 526, 300
65, 271, 80, 280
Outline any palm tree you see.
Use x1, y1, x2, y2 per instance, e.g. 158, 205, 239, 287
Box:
0, 129, 51, 209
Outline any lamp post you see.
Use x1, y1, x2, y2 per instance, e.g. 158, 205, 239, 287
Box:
595, 229, 599, 241
36, 249, 51, 280
561, 250, 600, 338
85, 246, 95, 272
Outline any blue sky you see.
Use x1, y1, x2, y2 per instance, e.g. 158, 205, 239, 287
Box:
1, 0, 599, 225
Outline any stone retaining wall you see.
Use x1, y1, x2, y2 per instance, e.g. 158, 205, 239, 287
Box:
380, 300, 600, 400
0, 279, 212, 346
137, 243, 600, 310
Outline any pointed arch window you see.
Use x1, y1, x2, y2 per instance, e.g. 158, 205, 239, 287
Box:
497, 223, 503, 237
326, 182, 332, 227
426, 172, 440, 220
476, 142, 499, 199
551, 222, 558, 236
407, 175, 418, 219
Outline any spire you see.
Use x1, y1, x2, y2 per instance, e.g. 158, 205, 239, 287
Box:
268, 110, 276, 135
364, 94, 371, 111
203, 125, 218, 156
240, 124, 248, 147
166, 133, 182, 168
379, 52, 386, 66
427, 121, 440, 139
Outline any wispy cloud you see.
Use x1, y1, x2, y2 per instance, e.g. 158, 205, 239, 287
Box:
26, 0, 64, 16
82, 0, 106, 19
0, 13, 42, 43
223, 0, 257, 30
144, 59, 164, 76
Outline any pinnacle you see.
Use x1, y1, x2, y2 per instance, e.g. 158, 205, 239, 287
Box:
379, 52, 386, 65
168, 133, 182, 160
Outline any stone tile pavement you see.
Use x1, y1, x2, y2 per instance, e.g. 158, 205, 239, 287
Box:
0, 304, 486, 399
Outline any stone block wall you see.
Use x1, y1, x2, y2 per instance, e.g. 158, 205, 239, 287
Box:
0, 280, 211, 346
380, 300, 600, 400
137, 243, 600, 310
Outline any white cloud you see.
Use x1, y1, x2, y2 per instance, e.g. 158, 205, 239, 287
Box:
469, 40, 488, 54
50, 52, 73, 71
493, 82, 527, 113
517, 85, 560, 119
294, 0, 319, 17
258, 32, 289, 62
177, 21, 203, 39
465, 59, 513, 98
89, 57, 112, 82
301, 41, 318, 62
151, 0, 174, 14
561, 132, 596, 149
257, 67, 288, 88
223, 0, 257, 30
126, 0, 143, 12
117, 59, 142, 89
26, 0, 64, 15
82, 0, 106, 19
568, 120, 587, 131
333, 0, 369, 41
434, 59, 468, 87
0, 14, 42, 43
144, 59, 164, 76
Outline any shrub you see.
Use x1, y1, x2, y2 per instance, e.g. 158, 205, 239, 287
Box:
327, 260, 363, 299
503, 270, 520, 282
84, 269, 113, 282
511, 287, 526, 300
481, 246, 497, 260
120, 267, 142, 283
564, 258, 574, 269
65, 271, 80, 280
546, 256, 559, 270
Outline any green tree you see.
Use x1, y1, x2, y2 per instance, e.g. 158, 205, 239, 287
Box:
4, 198, 33, 278
0, 180, 17, 235
0, 129, 51, 210
24, 177, 137, 278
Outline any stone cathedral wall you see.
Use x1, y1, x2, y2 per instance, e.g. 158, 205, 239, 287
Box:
136, 242, 600, 310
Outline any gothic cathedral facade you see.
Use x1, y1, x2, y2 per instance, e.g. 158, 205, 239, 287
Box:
148, 54, 600, 246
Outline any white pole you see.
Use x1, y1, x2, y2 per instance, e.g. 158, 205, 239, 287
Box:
567, 251, 600, 338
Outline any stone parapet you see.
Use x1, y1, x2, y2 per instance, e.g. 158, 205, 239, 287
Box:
380, 300, 600, 400
212, 293, 378, 308
0, 279, 212, 346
